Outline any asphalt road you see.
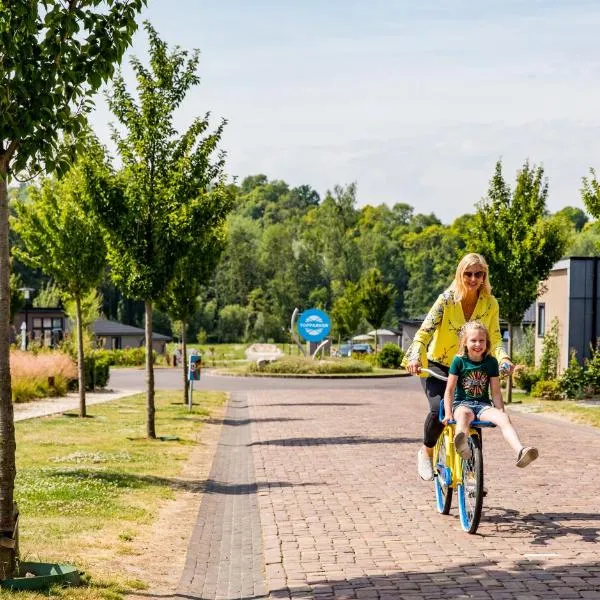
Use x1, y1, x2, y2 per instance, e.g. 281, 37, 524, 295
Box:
108, 367, 413, 392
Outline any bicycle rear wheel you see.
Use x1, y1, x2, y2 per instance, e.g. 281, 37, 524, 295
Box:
457, 434, 484, 534
433, 432, 453, 514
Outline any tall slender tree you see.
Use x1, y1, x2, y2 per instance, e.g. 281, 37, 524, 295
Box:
11, 159, 107, 418
358, 268, 396, 351
83, 23, 233, 438
473, 160, 569, 402
158, 229, 227, 404
0, 1, 144, 576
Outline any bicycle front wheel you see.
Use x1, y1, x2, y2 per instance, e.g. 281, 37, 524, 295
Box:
457, 434, 484, 534
433, 432, 453, 515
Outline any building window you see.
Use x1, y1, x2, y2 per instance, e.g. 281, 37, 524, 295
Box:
537, 303, 546, 337
32, 316, 64, 347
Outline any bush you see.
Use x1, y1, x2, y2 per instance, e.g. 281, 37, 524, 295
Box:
584, 340, 600, 395
83, 352, 111, 390
378, 344, 404, 369
93, 347, 154, 367
538, 317, 560, 380
531, 379, 563, 400
512, 365, 541, 394
247, 355, 372, 375
559, 350, 586, 399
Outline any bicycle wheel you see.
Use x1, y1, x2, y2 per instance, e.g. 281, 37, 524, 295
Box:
433, 432, 453, 514
457, 434, 484, 534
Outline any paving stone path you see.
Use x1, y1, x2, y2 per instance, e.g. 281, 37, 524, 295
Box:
176, 378, 600, 600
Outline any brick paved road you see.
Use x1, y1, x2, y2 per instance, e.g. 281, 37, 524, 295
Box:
178, 377, 600, 600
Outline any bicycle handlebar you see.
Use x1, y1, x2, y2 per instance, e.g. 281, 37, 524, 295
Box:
419, 368, 448, 382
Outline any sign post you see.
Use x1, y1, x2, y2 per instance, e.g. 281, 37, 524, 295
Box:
187, 353, 202, 411
297, 309, 331, 356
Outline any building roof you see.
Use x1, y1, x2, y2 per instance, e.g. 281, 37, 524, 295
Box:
92, 318, 171, 340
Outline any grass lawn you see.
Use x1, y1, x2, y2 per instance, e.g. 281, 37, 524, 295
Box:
509, 391, 600, 428
11, 390, 225, 599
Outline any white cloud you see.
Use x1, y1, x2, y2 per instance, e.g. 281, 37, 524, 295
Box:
88, 0, 600, 222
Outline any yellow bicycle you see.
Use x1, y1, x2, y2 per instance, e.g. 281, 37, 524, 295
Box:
421, 368, 495, 534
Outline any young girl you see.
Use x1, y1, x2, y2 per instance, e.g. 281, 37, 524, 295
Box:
443, 320, 539, 468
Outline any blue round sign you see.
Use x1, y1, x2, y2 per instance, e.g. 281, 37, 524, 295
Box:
297, 309, 331, 342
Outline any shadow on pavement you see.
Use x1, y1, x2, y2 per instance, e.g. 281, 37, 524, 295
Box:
486, 506, 600, 545
250, 435, 421, 446
202, 417, 307, 426
264, 402, 368, 407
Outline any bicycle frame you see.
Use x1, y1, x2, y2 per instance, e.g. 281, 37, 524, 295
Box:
420, 367, 495, 534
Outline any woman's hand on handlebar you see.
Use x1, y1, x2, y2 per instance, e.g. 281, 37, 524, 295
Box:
406, 360, 421, 375
499, 359, 515, 376
442, 414, 453, 425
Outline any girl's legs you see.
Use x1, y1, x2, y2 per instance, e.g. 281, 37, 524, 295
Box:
479, 408, 538, 466
479, 407, 523, 453
453, 405, 475, 459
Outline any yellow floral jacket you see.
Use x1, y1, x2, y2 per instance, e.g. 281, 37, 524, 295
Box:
402, 289, 509, 369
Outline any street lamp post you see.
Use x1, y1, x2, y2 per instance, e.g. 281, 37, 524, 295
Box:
18, 287, 34, 350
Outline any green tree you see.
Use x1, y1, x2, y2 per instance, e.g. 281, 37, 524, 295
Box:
554, 206, 589, 232
358, 268, 396, 351
331, 281, 363, 343
83, 24, 232, 438
158, 229, 226, 403
581, 168, 600, 218
12, 163, 107, 419
402, 225, 465, 316
473, 160, 569, 402
0, 1, 144, 573
218, 304, 248, 342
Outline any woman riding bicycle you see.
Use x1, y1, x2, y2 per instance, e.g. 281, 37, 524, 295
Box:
401, 252, 513, 480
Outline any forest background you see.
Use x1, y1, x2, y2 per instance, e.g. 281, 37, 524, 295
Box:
8, 169, 597, 346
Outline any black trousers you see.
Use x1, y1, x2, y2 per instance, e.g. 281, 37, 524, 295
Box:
420, 361, 449, 448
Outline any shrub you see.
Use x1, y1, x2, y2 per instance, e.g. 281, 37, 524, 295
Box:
92, 347, 154, 367
83, 352, 111, 390
247, 355, 372, 375
378, 344, 404, 369
584, 340, 600, 395
531, 379, 563, 400
538, 317, 560, 380
559, 350, 586, 399
512, 365, 541, 394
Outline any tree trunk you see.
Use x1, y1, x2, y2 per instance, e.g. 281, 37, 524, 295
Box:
0, 168, 17, 578
182, 322, 188, 405
145, 301, 156, 439
506, 322, 514, 404
76, 296, 86, 418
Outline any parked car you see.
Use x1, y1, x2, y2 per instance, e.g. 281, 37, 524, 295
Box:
351, 343, 374, 355
333, 343, 373, 357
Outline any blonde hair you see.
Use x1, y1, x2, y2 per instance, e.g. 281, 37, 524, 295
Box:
452, 253, 492, 301
458, 320, 491, 357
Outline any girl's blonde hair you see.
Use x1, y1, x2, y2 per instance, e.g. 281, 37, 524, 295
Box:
451, 253, 492, 301
458, 320, 491, 357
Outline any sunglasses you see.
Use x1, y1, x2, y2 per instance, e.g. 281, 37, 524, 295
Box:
464, 270, 485, 279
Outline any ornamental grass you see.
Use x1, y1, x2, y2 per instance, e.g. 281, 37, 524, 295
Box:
10, 350, 77, 403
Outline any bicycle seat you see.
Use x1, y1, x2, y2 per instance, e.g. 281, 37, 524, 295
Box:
438, 400, 496, 428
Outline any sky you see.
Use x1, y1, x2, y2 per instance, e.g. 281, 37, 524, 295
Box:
89, 0, 600, 224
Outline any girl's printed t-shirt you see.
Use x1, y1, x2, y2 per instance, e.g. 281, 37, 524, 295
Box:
449, 354, 499, 402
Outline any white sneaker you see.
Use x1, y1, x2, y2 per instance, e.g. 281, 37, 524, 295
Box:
417, 449, 434, 481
